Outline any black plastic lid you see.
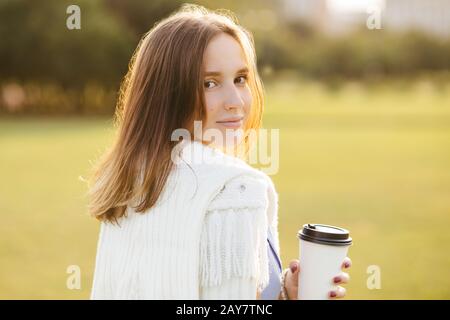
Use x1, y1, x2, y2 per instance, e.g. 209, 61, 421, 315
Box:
297, 224, 352, 246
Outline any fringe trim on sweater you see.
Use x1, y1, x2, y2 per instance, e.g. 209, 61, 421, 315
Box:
199, 206, 270, 292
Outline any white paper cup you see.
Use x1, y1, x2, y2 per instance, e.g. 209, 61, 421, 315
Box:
297, 224, 352, 300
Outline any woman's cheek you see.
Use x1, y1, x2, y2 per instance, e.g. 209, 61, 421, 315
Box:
204, 94, 220, 129
242, 87, 252, 116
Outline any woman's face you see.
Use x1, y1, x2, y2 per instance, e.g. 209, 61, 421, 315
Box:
201, 32, 252, 149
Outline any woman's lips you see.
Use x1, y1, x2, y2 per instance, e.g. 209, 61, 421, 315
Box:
216, 119, 243, 128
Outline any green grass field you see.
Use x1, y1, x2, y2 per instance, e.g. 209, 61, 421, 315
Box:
1, 79, 449, 299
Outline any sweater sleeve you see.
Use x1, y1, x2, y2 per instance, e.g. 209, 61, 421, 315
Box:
199, 174, 270, 300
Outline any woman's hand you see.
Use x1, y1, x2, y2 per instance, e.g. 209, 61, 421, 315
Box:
284, 257, 352, 300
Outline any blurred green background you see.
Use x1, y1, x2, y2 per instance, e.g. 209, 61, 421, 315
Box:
1, 0, 449, 299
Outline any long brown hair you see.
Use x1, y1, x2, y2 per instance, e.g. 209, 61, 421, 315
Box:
87, 4, 265, 223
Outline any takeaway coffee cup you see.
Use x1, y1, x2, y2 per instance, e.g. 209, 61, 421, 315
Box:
297, 223, 353, 300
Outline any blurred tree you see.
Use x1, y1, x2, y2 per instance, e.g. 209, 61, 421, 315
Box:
103, 0, 186, 38
0, 0, 135, 91
0, 0, 448, 115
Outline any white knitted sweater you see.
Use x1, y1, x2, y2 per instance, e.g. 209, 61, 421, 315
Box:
90, 140, 280, 299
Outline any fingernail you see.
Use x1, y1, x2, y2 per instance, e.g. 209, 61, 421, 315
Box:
344, 262, 350, 268
333, 276, 341, 284
329, 291, 337, 298
290, 264, 297, 273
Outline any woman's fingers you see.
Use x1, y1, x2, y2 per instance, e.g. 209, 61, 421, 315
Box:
289, 259, 300, 273
333, 272, 350, 284
285, 260, 301, 299
287, 259, 300, 289
329, 261, 350, 299
342, 257, 352, 270
329, 286, 346, 299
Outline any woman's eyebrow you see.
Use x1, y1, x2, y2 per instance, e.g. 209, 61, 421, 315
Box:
236, 67, 249, 74
204, 67, 249, 77
204, 71, 221, 76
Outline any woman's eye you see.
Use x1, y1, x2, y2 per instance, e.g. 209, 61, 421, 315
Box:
204, 80, 217, 89
235, 75, 247, 85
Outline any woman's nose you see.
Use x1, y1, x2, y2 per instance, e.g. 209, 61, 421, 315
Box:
224, 85, 244, 110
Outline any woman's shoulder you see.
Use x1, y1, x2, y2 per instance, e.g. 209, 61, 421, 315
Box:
200, 173, 271, 291
175, 140, 272, 179
172, 139, 277, 208
207, 174, 270, 212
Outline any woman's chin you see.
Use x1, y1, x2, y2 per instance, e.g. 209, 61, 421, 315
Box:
202, 127, 244, 147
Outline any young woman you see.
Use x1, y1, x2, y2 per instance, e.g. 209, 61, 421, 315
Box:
88, 4, 351, 300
